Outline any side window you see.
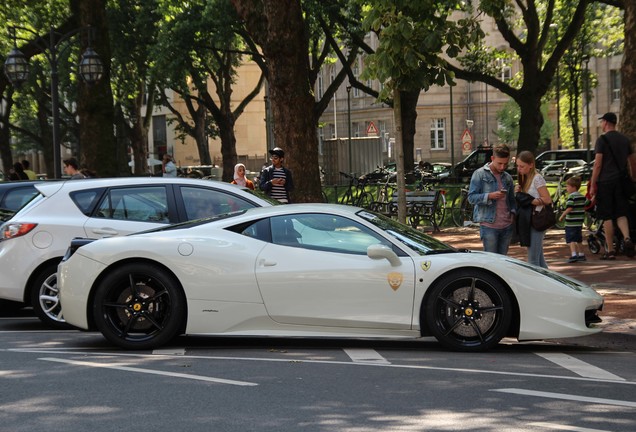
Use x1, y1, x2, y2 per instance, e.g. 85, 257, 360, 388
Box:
180, 186, 257, 220
0, 187, 38, 211
94, 186, 168, 223
269, 213, 390, 254
71, 189, 104, 215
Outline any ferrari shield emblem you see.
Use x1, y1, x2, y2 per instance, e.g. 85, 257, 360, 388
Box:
387, 272, 403, 291
420, 261, 431, 271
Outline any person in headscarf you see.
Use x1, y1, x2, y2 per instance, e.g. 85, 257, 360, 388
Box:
231, 163, 255, 190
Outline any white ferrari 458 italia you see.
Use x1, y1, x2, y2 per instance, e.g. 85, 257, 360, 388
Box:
58, 204, 603, 351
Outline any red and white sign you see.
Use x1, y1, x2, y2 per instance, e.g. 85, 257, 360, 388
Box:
461, 129, 473, 155
366, 121, 379, 136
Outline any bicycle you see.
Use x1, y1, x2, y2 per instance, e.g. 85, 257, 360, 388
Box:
550, 169, 569, 229
451, 186, 473, 227
338, 172, 374, 208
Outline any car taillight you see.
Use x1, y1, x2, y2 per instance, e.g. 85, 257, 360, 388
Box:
1, 222, 38, 240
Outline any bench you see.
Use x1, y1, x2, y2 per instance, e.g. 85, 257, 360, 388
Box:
369, 190, 442, 231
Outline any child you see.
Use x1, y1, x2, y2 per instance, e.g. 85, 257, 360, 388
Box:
559, 176, 588, 262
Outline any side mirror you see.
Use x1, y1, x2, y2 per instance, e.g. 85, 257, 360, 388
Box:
367, 244, 401, 267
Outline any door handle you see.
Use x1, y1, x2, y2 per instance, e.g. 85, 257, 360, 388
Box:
259, 259, 277, 267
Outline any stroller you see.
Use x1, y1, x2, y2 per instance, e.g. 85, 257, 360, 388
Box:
585, 185, 636, 255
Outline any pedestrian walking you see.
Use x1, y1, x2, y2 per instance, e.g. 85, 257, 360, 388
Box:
589, 112, 636, 259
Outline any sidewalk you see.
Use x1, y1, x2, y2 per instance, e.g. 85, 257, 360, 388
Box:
431, 226, 636, 349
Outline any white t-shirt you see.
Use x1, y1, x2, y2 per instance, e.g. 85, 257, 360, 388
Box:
527, 173, 547, 209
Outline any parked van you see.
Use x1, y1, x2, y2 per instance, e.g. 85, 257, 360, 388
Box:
536, 149, 594, 169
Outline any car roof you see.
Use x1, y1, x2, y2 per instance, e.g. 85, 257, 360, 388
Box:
0, 180, 43, 191
33, 177, 255, 196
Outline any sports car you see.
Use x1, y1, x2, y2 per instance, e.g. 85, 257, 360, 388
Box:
58, 204, 603, 351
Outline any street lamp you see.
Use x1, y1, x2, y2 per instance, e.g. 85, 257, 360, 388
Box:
583, 56, 591, 163
346, 85, 352, 175
4, 26, 103, 179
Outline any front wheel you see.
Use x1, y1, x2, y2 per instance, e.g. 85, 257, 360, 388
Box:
93, 263, 186, 350
424, 270, 513, 351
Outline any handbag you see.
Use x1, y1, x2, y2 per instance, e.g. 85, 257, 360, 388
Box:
531, 201, 556, 231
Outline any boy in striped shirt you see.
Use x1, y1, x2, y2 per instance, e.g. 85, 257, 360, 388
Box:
559, 176, 589, 262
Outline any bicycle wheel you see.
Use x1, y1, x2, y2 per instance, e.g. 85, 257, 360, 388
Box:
552, 193, 568, 229
433, 196, 446, 229
356, 192, 374, 209
452, 192, 469, 227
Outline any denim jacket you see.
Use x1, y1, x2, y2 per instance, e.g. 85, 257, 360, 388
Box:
467, 163, 517, 224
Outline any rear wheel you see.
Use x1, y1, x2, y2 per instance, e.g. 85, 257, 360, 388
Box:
30, 263, 71, 329
93, 263, 186, 350
424, 270, 513, 351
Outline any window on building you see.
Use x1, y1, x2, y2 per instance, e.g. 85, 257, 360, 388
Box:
430, 118, 446, 150
352, 122, 361, 137
496, 58, 512, 82
153, 115, 167, 155
353, 63, 360, 97
317, 74, 324, 99
610, 69, 621, 102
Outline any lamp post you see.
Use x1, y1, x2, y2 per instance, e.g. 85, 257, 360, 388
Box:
4, 26, 103, 179
346, 85, 352, 175
550, 23, 561, 148
584, 56, 591, 163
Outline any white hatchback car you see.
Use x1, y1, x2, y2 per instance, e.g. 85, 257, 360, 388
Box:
0, 177, 274, 327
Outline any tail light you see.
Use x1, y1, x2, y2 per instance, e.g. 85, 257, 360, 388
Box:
1, 222, 38, 240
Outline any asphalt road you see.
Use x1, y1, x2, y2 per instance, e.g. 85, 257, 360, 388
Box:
1, 310, 635, 432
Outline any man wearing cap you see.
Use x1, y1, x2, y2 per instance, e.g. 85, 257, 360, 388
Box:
589, 112, 636, 259
260, 147, 294, 203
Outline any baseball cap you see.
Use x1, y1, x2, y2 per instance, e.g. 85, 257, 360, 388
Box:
268, 147, 285, 157
598, 112, 617, 124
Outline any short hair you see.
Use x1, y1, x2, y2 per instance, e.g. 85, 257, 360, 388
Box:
63, 158, 80, 170
21, 160, 31, 169
493, 144, 510, 159
566, 176, 582, 190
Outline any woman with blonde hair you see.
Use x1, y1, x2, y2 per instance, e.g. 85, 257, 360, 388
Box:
231, 163, 255, 190
515, 151, 553, 268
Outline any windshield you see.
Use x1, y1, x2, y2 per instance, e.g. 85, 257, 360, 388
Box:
357, 210, 456, 256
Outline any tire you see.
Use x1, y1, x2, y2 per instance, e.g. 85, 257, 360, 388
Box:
30, 263, 72, 329
587, 236, 601, 255
451, 194, 464, 227
357, 192, 374, 209
93, 263, 186, 350
424, 269, 513, 351
433, 204, 446, 229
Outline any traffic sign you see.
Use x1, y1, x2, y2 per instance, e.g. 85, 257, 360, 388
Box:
461, 129, 472, 143
366, 121, 379, 136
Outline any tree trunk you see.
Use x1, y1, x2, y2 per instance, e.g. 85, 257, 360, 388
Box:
620, 1, 636, 145
72, 0, 119, 177
232, 0, 322, 202
400, 89, 418, 180
193, 105, 211, 166
0, 93, 13, 176
218, 116, 238, 182
516, 95, 544, 154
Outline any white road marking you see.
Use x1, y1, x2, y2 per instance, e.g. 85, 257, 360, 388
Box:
7, 348, 635, 386
38, 357, 257, 386
343, 348, 390, 364
153, 347, 186, 356
535, 352, 625, 381
528, 422, 613, 432
492, 388, 636, 408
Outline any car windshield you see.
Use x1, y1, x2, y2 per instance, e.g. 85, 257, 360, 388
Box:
357, 210, 457, 256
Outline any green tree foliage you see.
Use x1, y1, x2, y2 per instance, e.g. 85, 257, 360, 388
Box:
448, 0, 590, 155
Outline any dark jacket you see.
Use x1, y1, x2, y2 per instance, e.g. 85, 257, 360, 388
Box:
259, 165, 294, 202
515, 192, 534, 247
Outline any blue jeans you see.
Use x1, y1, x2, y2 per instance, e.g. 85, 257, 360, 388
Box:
480, 224, 514, 255
528, 227, 548, 268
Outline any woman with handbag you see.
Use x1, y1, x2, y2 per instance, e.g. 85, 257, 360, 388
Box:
515, 151, 553, 268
